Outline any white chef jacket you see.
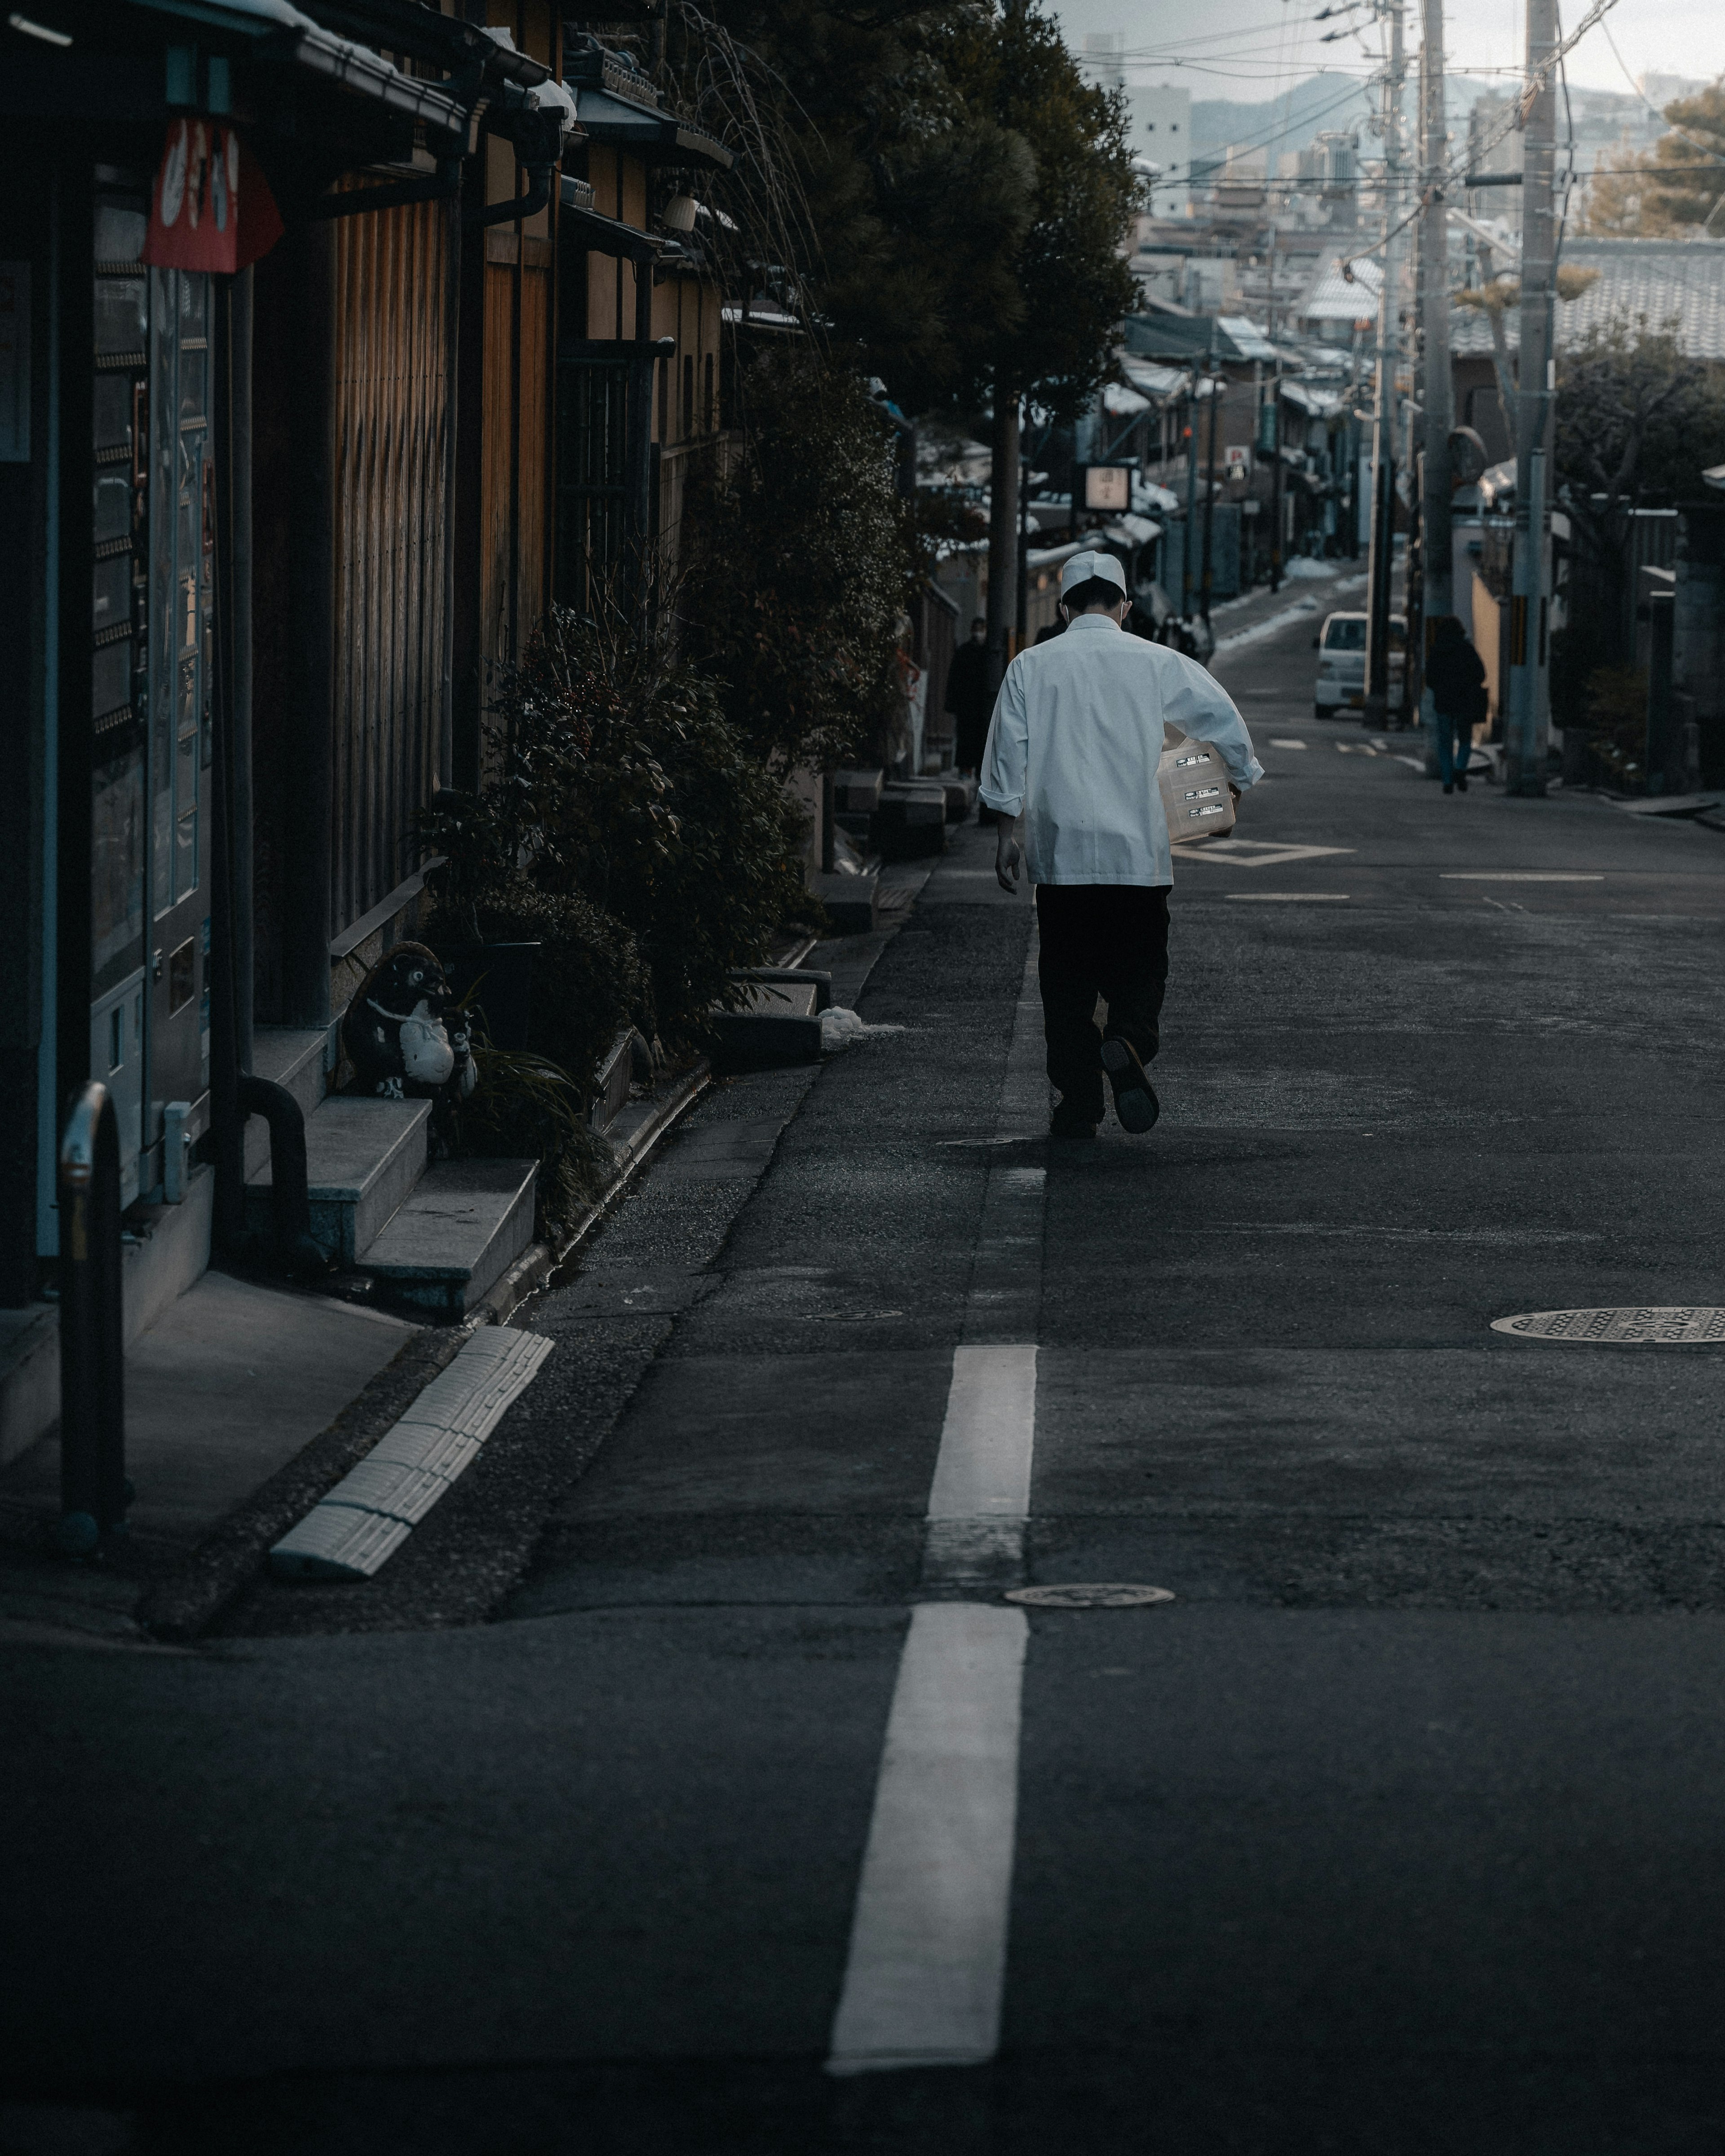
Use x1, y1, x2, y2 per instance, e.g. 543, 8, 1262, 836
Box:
978, 614, 1264, 887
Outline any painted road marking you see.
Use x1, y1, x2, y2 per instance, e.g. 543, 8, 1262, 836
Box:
1225, 892, 1351, 902
1336, 742, 1378, 755
1269, 737, 1308, 749
1441, 872, 1603, 883
828, 932, 1047, 2081
830, 1342, 1039, 2075
926, 1344, 1038, 1528
1178, 839, 1354, 869
826, 1602, 1029, 2074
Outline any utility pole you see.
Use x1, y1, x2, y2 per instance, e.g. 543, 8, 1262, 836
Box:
1417, 0, 1455, 765
1200, 323, 1220, 630
1269, 358, 1284, 592
1015, 400, 1031, 651
1182, 359, 1200, 623
1364, 0, 1407, 729
1505, 0, 1556, 795
985, 376, 1020, 696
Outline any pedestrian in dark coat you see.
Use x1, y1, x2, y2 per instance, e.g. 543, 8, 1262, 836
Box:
1425, 614, 1488, 794
943, 617, 992, 775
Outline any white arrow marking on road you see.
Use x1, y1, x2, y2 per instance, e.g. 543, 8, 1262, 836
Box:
1178, 839, 1355, 869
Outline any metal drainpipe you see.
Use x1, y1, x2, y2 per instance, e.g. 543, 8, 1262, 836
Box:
284, 220, 336, 1029
1200, 330, 1219, 629
230, 267, 253, 1076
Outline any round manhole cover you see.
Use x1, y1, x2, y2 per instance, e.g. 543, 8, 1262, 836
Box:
1004, 1583, 1176, 1609
1492, 1307, 1725, 1345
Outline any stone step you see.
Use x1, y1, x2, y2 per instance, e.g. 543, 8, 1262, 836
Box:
356, 1157, 538, 1318
872, 781, 948, 860
245, 1096, 432, 1268
814, 868, 879, 935
936, 771, 978, 822
710, 977, 824, 1071
244, 1027, 331, 1181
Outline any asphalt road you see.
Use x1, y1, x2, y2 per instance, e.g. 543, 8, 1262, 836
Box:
8, 602, 1725, 2155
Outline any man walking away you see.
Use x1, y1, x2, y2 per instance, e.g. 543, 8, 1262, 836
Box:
1424, 614, 1487, 795
980, 550, 1262, 1140
944, 616, 992, 778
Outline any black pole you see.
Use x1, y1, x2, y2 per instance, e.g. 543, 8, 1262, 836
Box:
1647, 588, 1675, 794
57, 1084, 126, 1554
1200, 338, 1220, 628
283, 221, 336, 1027
1269, 365, 1284, 594
1015, 401, 1031, 650
1366, 450, 1396, 723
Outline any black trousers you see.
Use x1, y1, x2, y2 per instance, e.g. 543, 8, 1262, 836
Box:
1035, 883, 1171, 1121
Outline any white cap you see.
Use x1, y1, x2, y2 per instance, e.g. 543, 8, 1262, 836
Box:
1059, 549, 1128, 596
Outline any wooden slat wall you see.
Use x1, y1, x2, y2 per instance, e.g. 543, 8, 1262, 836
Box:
330, 198, 450, 938
478, 241, 553, 682
480, 258, 514, 672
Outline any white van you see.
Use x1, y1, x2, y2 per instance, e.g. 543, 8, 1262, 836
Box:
1314, 610, 1405, 716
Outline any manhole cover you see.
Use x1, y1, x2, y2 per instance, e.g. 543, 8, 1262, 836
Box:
1491, 1307, 1725, 1345
1004, 1583, 1176, 1608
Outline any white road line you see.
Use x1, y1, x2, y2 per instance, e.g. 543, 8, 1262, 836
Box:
926, 1344, 1037, 1522
828, 929, 1047, 2080
826, 1601, 1029, 2074
1440, 872, 1602, 882
1226, 892, 1351, 902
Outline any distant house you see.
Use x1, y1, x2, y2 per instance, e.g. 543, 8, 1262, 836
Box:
1452, 237, 1725, 464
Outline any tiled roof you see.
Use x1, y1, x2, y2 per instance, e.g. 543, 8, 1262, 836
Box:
1298, 256, 1381, 322
1450, 239, 1725, 360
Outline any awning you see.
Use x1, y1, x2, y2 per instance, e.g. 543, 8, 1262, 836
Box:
1280, 379, 1346, 420
1102, 382, 1151, 417
129, 0, 473, 136
1120, 357, 1188, 400
559, 178, 686, 264
1216, 314, 1278, 361
575, 87, 732, 168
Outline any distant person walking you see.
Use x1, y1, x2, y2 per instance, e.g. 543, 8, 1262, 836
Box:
1424, 614, 1488, 795
943, 616, 992, 777
981, 551, 1262, 1140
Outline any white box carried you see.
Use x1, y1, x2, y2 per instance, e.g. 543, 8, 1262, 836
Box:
1159, 723, 1235, 844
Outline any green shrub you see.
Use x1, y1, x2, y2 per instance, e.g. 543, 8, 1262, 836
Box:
422, 880, 644, 1099
1583, 663, 1650, 784
681, 350, 920, 773
439, 1042, 615, 1245
416, 605, 809, 1061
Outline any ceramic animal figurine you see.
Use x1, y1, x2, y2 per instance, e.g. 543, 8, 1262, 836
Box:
342, 944, 478, 1104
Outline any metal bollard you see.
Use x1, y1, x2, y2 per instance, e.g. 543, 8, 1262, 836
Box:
57, 1082, 128, 1555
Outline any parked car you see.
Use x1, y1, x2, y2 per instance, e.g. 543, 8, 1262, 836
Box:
1314, 610, 1405, 716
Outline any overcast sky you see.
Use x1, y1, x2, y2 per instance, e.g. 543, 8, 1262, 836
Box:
1049, 0, 1725, 105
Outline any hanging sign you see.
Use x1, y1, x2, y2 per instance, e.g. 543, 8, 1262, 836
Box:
142, 120, 284, 274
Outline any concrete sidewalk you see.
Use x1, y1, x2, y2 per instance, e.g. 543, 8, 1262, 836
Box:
0, 1272, 432, 1644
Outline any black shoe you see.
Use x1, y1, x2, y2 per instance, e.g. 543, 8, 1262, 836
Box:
1049, 1102, 1099, 1140
1442, 782, 1454, 795
1100, 1037, 1159, 1134
1455, 773, 1468, 792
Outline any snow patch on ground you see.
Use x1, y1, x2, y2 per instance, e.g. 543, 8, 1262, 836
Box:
821, 1008, 907, 1050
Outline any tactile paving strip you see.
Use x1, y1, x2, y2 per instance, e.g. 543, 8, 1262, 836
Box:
1491, 1307, 1725, 1345
270, 1328, 553, 1581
